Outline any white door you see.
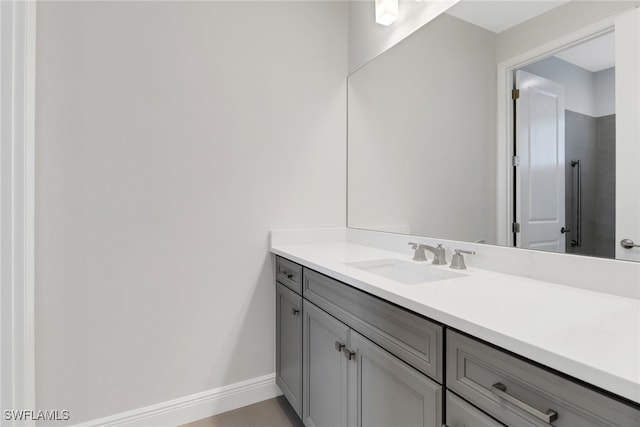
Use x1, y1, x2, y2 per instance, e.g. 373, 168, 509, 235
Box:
615, 9, 640, 262
515, 70, 566, 252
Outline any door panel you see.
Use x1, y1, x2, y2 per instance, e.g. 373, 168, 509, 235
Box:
276, 283, 303, 417
446, 392, 504, 427
515, 70, 566, 252
349, 330, 442, 427
303, 300, 349, 427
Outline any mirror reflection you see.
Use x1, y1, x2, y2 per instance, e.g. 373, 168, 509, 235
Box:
347, 0, 640, 262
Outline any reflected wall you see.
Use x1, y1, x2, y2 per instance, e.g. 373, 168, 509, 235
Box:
348, 13, 497, 242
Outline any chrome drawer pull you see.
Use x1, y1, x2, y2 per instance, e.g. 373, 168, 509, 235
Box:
491, 383, 558, 424
281, 269, 294, 279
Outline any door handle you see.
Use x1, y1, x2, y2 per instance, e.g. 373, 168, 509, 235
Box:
291, 308, 300, 316
560, 227, 570, 234
335, 341, 345, 352
620, 239, 640, 249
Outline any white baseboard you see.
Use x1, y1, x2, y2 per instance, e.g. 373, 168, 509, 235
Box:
73, 373, 281, 427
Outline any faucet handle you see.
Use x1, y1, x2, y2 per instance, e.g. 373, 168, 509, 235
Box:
450, 249, 475, 270
455, 249, 475, 255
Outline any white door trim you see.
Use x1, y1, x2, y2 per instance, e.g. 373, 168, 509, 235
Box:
496, 14, 620, 246
615, 8, 640, 262
1, 0, 36, 419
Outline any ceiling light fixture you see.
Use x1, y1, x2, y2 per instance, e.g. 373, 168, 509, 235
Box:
375, 0, 398, 26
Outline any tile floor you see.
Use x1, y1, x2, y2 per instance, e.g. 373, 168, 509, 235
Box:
181, 397, 304, 427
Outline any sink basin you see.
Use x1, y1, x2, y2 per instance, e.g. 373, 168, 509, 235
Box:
345, 258, 465, 284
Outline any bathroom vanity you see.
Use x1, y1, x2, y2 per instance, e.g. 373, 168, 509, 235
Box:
272, 231, 640, 427
273, 2, 640, 426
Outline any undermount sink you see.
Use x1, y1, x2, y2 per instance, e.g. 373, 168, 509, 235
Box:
345, 258, 465, 285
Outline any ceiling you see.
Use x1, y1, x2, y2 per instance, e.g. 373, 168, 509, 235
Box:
445, 0, 571, 34
445, 0, 615, 72
554, 32, 615, 72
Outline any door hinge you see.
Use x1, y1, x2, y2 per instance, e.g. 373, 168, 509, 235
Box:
512, 89, 520, 100
512, 156, 520, 167
512, 223, 521, 233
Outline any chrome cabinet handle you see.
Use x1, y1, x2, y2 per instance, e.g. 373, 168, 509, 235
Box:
281, 269, 294, 279
621, 239, 640, 249
291, 308, 299, 316
343, 347, 356, 361
491, 383, 558, 424
334, 342, 355, 360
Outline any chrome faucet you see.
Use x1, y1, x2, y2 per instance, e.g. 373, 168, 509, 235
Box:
409, 242, 427, 261
408, 242, 447, 265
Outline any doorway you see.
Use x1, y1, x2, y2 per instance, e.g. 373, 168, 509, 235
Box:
512, 31, 616, 258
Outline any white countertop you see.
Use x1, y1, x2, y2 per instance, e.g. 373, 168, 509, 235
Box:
271, 239, 640, 405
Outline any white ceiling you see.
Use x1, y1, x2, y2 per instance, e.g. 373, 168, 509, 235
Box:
445, 0, 571, 34
553, 32, 615, 72
444, 0, 615, 73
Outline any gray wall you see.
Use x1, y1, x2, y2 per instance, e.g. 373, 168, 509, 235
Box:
522, 56, 616, 258
348, 13, 497, 243
565, 112, 616, 258
35, 1, 346, 423
522, 57, 615, 118
595, 114, 616, 257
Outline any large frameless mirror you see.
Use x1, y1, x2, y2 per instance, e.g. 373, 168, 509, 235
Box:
347, 0, 640, 262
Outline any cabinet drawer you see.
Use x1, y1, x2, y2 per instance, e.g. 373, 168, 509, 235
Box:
446, 330, 640, 427
303, 268, 443, 382
446, 391, 504, 427
276, 256, 302, 295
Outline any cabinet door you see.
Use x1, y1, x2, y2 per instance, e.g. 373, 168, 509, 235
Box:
446, 392, 504, 427
276, 283, 303, 417
303, 300, 350, 427
348, 330, 443, 427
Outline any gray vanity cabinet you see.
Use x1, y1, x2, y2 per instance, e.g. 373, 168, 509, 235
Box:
275, 256, 640, 427
445, 391, 504, 427
349, 330, 442, 427
303, 299, 443, 427
446, 330, 640, 427
303, 268, 443, 382
303, 300, 350, 427
276, 256, 303, 294
276, 282, 303, 417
